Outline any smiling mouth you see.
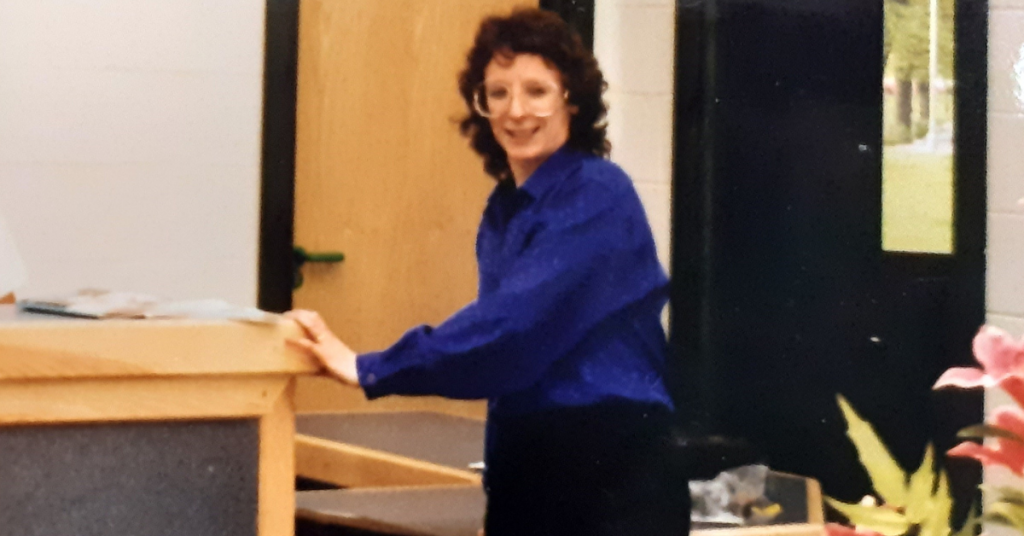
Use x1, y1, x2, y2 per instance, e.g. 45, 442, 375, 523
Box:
505, 126, 539, 140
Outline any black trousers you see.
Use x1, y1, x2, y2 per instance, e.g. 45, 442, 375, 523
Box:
483, 403, 691, 536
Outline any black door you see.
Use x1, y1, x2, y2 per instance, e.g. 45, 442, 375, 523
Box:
672, 0, 987, 507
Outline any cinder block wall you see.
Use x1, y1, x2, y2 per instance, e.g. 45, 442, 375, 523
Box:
594, 0, 675, 272
984, 2, 1024, 532
986, 2, 1024, 338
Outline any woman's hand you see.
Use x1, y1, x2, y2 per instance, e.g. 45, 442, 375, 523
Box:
284, 309, 359, 386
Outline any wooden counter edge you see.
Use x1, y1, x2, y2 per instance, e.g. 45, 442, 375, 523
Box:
693, 523, 826, 536
0, 310, 320, 380
295, 434, 482, 488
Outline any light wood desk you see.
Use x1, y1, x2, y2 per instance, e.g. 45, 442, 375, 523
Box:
0, 305, 318, 536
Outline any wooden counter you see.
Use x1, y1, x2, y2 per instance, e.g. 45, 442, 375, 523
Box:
0, 305, 318, 536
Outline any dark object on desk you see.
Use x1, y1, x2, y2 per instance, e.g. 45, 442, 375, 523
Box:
764, 471, 817, 524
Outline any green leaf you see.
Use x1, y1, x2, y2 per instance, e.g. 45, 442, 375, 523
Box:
825, 497, 911, 536
920, 470, 951, 536
837, 395, 908, 507
979, 485, 1024, 507
905, 444, 935, 523
985, 512, 1018, 530
985, 501, 1024, 533
957, 424, 1024, 444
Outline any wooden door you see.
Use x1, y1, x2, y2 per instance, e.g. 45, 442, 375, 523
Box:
292, 0, 534, 419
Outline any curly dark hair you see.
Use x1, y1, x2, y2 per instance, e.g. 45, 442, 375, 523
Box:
458, 8, 610, 181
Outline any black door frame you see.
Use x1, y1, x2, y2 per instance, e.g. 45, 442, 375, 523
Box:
258, 0, 300, 313
257, 0, 595, 313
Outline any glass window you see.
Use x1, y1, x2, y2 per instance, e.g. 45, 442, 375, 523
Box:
882, 0, 956, 254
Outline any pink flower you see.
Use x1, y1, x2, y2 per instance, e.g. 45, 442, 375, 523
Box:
826, 523, 884, 536
934, 326, 1024, 406
947, 406, 1024, 475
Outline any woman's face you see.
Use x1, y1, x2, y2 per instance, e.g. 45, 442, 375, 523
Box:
481, 53, 573, 181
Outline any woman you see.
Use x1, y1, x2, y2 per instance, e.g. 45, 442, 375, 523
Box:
287, 8, 688, 536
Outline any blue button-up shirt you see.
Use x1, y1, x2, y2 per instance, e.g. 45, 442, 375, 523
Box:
356, 147, 675, 419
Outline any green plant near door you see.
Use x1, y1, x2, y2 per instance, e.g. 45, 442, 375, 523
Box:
826, 326, 1024, 536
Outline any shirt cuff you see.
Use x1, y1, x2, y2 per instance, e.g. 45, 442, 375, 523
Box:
355, 352, 387, 400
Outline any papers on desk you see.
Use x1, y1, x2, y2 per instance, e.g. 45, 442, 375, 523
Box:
17, 289, 281, 324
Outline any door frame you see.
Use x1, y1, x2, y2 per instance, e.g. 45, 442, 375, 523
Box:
257, 0, 595, 313
258, 0, 300, 313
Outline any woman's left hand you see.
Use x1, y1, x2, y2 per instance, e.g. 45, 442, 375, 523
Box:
284, 309, 359, 386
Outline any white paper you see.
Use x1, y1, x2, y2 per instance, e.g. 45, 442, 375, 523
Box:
0, 212, 26, 297
20, 289, 281, 324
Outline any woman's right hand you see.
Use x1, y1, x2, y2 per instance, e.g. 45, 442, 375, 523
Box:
284, 309, 360, 386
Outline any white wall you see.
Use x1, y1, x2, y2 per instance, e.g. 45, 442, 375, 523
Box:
986, 0, 1024, 337
0, 0, 266, 306
985, 1, 1024, 416
593, 0, 676, 273
985, 1, 1024, 531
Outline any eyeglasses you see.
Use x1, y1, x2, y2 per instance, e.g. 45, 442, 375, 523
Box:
473, 80, 568, 118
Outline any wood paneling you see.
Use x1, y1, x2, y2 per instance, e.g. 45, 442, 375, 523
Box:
0, 376, 288, 425
259, 381, 298, 536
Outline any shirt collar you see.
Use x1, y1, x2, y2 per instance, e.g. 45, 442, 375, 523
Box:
517, 146, 584, 200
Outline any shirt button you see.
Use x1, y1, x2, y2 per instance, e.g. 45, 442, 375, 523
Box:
366, 373, 377, 384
